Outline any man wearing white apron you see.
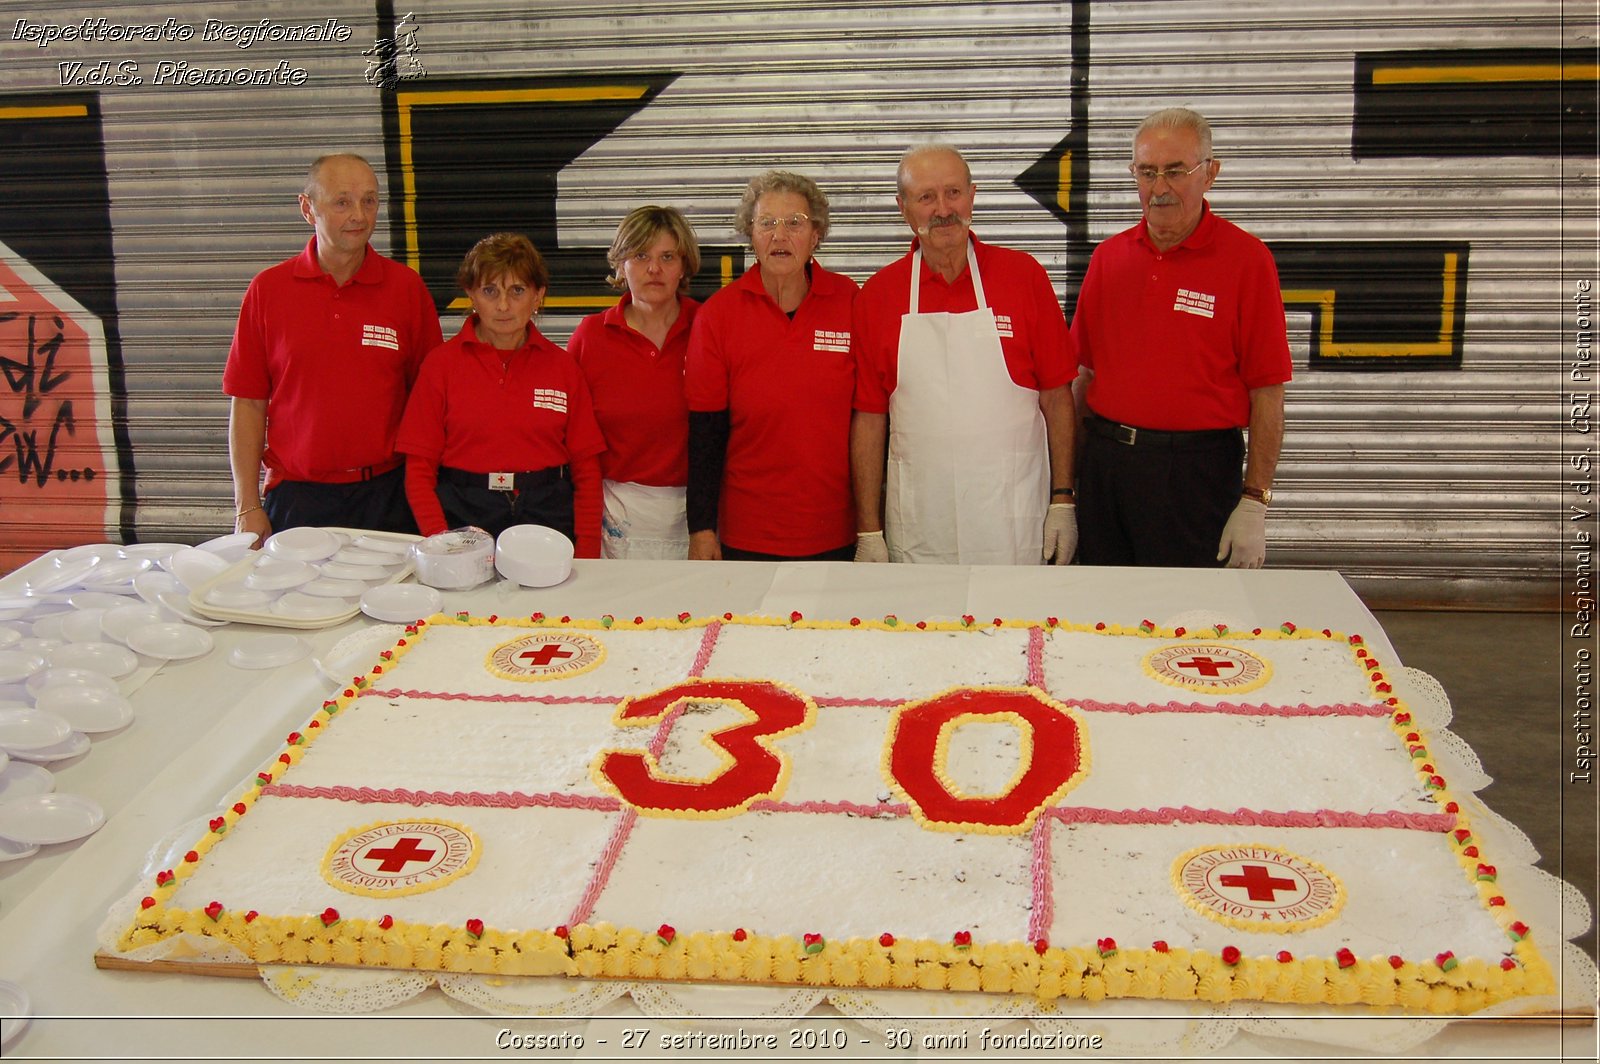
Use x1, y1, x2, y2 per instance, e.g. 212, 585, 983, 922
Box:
850, 144, 1078, 565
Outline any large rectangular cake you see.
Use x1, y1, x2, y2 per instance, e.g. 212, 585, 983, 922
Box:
107, 612, 1554, 1012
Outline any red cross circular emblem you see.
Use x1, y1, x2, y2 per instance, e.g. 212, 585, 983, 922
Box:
322, 819, 479, 897
487, 632, 604, 681
1172, 844, 1344, 932
1143, 643, 1269, 694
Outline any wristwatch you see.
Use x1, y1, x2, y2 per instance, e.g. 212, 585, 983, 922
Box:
1241, 485, 1273, 506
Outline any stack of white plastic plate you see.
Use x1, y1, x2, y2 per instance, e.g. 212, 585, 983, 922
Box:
192, 527, 420, 629
0, 540, 218, 780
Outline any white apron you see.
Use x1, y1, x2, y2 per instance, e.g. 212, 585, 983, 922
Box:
886, 242, 1049, 565
600, 480, 690, 559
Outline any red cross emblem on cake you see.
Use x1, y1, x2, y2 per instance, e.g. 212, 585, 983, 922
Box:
488, 632, 605, 682
322, 820, 479, 897
1172, 844, 1344, 932
1142, 643, 1269, 694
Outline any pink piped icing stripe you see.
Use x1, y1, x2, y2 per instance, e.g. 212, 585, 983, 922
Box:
362, 689, 622, 704
259, 782, 1451, 834
569, 808, 636, 927
688, 619, 722, 677
749, 798, 911, 817
1027, 812, 1053, 944
569, 628, 720, 927
1070, 698, 1390, 718
361, 688, 1387, 718
1027, 626, 1046, 689
1043, 805, 1454, 832
260, 784, 621, 811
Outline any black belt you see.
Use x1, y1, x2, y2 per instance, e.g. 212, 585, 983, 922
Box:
1086, 412, 1240, 449
438, 465, 568, 492
300, 456, 404, 484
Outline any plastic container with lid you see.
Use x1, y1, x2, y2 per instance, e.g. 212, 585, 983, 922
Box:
410, 528, 496, 590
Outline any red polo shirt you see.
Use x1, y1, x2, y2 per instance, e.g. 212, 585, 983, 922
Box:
567, 293, 699, 487
222, 238, 442, 484
852, 232, 1075, 414
396, 318, 606, 471
685, 262, 859, 556
1071, 204, 1292, 430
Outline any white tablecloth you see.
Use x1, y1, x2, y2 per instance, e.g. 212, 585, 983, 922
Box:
0, 561, 1590, 1061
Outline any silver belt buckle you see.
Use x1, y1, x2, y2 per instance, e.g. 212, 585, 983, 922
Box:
1114, 423, 1137, 445
488, 472, 516, 492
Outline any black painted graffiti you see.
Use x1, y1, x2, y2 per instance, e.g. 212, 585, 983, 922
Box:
0, 310, 93, 487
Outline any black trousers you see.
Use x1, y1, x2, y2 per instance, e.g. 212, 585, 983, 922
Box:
721, 542, 855, 563
263, 465, 417, 535
1076, 414, 1243, 568
435, 466, 574, 541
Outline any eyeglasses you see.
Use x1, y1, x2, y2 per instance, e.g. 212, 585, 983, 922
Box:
1128, 159, 1211, 184
754, 213, 811, 233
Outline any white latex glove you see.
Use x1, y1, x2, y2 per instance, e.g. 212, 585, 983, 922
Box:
1217, 497, 1268, 569
1042, 503, 1077, 565
854, 530, 889, 563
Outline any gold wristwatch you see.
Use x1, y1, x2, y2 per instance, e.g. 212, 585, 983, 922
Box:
1241, 485, 1273, 506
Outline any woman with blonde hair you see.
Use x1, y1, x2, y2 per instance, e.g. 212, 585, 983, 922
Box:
568, 206, 701, 558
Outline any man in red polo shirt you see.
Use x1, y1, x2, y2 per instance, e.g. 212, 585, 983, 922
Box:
851, 143, 1078, 566
1071, 108, 1290, 568
223, 153, 442, 542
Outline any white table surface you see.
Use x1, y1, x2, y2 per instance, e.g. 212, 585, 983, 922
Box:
0, 561, 1587, 1062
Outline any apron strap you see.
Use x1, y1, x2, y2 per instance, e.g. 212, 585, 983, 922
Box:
908, 240, 987, 312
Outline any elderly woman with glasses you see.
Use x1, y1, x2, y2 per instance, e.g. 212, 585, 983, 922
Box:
568, 206, 701, 559
684, 170, 859, 561
397, 232, 606, 555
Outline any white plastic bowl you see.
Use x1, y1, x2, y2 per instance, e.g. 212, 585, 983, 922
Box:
494, 525, 574, 587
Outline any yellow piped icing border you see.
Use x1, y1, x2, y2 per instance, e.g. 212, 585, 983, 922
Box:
110, 612, 1557, 1013
1170, 843, 1346, 934
321, 818, 482, 899
935, 710, 1035, 801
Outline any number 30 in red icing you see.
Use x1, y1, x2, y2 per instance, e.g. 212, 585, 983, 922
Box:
594, 678, 817, 817
885, 687, 1086, 833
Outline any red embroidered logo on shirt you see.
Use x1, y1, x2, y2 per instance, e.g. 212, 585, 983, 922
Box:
813, 329, 850, 354
532, 389, 568, 414
361, 324, 400, 350
1173, 289, 1216, 319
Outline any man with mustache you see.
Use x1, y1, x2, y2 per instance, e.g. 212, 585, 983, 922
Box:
224, 153, 442, 543
1070, 108, 1290, 568
850, 143, 1078, 565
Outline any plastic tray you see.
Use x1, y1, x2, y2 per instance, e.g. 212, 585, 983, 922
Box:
187, 528, 419, 629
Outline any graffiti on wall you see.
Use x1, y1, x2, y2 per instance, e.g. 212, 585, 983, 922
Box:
0, 94, 129, 566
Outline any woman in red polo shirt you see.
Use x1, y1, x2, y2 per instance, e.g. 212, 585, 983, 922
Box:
685, 171, 859, 561
397, 233, 605, 556
568, 206, 701, 559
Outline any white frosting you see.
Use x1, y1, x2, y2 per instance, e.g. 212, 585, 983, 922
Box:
156, 620, 1515, 972
174, 798, 610, 930
594, 813, 1032, 942
1048, 823, 1510, 961
385, 626, 706, 697
289, 695, 627, 798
